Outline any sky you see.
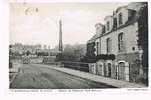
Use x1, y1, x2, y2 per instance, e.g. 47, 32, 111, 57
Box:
10, 2, 129, 48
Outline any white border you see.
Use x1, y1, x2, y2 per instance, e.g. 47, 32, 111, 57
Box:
0, 0, 151, 99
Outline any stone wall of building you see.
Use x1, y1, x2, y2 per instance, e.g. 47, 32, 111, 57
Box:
87, 3, 147, 84
100, 22, 139, 55
89, 51, 142, 83
116, 52, 140, 63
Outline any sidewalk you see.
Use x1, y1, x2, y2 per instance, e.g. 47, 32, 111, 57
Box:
36, 64, 146, 88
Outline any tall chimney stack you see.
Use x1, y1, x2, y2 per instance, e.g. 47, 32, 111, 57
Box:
58, 20, 63, 53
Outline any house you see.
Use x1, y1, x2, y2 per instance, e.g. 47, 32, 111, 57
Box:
86, 2, 148, 84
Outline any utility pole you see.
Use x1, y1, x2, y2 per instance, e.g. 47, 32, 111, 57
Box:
59, 20, 63, 53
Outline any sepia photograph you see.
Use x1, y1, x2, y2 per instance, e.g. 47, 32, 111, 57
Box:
9, 1, 148, 89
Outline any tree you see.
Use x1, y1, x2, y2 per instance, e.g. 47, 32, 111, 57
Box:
56, 44, 86, 62
137, 3, 148, 85
26, 50, 31, 56
86, 42, 95, 58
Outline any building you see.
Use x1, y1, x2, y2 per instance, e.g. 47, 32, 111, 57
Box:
9, 43, 42, 55
86, 2, 148, 84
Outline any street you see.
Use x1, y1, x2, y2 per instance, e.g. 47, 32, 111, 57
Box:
10, 64, 115, 89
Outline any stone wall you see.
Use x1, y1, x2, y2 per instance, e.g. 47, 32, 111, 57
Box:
100, 22, 139, 55
88, 52, 143, 83
115, 52, 140, 63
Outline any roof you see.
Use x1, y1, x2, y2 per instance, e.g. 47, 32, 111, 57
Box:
95, 23, 104, 27
116, 5, 127, 13
88, 10, 139, 43
104, 15, 113, 20
87, 3, 146, 43
87, 33, 102, 43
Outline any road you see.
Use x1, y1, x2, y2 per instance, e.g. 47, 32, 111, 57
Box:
10, 64, 115, 89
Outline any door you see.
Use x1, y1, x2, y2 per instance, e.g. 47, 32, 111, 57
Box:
118, 62, 125, 80
108, 63, 111, 77
98, 64, 103, 76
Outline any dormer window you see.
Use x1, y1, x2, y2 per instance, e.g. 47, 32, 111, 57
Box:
128, 10, 136, 21
118, 13, 123, 25
107, 21, 110, 31
113, 17, 117, 29
102, 25, 105, 34
95, 23, 103, 34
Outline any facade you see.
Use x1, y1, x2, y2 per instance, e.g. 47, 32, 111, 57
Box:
87, 2, 148, 83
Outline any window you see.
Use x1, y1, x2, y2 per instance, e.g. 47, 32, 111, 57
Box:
132, 47, 135, 51
96, 26, 100, 34
118, 33, 125, 52
107, 63, 112, 77
102, 25, 105, 33
118, 13, 123, 25
113, 18, 117, 29
99, 42, 101, 54
128, 10, 136, 21
106, 38, 112, 53
96, 42, 99, 55
99, 64, 103, 76
107, 21, 110, 31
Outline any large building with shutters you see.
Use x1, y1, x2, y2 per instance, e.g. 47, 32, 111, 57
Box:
87, 2, 148, 83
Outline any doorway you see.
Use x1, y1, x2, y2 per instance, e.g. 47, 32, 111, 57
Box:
107, 63, 112, 77
118, 62, 125, 80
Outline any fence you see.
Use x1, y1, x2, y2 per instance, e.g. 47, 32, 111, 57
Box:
61, 61, 89, 72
